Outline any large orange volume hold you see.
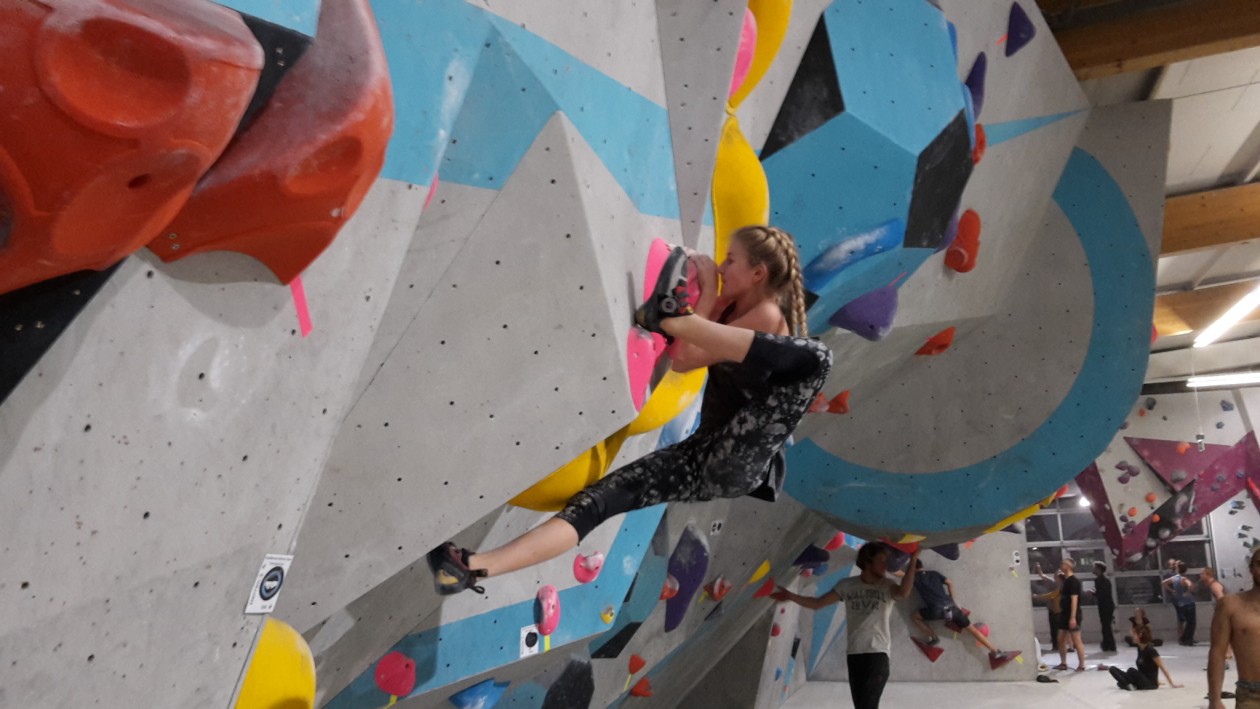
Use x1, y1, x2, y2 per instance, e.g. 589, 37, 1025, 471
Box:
153, 0, 395, 284
0, 0, 263, 295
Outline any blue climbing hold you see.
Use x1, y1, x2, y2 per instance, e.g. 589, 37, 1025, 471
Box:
801, 220, 905, 294
828, 285, 898, 341
965, 53, 987, 119
1006, 2, 1036, 56
1222, 400, 1236, 412
449, 678, 511, 709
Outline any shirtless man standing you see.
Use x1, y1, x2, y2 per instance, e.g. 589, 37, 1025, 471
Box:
1209, 548, 1260, 708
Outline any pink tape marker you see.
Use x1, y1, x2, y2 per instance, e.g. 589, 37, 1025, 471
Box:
290, 275, 313, 338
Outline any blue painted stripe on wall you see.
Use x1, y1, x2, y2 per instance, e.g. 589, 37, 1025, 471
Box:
214, 0, 319, 35
985, 110, 1086, 147
785, 147, 1155, 532
368, 0, 681, 221
326, 505, 666, 708
823, 0, 963, 154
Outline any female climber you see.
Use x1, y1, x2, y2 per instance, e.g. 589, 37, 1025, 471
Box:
427, 225, 833, 594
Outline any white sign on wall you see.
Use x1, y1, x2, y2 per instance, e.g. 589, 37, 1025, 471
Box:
245, 554, 294, 615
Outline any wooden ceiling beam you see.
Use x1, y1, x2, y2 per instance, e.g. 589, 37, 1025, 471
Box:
1153, 280, 1260, 337
1162, 182, 1260, 255
1054, 0, 1260, 80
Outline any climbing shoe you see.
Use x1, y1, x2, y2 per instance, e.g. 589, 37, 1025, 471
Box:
989, 650, 1021, 670
427, 542, 487, 595
634, 246, 693, 343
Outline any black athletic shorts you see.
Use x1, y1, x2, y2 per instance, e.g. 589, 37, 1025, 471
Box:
921, 605, 970, 629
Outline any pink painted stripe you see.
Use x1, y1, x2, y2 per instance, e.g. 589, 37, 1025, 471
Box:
290, 275, 313, 338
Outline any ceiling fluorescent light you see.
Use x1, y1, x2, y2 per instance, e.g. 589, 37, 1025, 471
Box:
1194, 282, 1260, 348
1186, 372, 1260, 388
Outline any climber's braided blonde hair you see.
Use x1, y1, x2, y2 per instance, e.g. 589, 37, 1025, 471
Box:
731, 225, 808, 337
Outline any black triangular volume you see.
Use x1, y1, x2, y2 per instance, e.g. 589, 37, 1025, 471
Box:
0, 264, 122, 407
904, 110, 974, 249
591, 622, 642, 659
759, 18, 844, 161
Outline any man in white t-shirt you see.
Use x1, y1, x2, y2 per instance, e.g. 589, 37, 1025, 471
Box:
773, 543, 918, 708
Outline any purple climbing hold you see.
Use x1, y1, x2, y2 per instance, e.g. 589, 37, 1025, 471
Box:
793, 544, 830, 567
1120, 421, 1130, 430
664, 524, 710, 632
932, 543, 961, 561
1144, 397, 1157, 411
828, 285, 898, 341
1118, 475, 1130, 484
1115, 461, 1129, 471
1119, 514, 1128, 523
965, 53, 987, 119
1222, 400, 1236, 412
1005, 2, 1037, 57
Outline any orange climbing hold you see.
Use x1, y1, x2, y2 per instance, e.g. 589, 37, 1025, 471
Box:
153, 0, 394, 284
972, 124, 987, 165
916, 327, 956, 356
945, 210, 981, 273
1176, 442, 1191, 455
1145, 492, 1157, 504
1127, 507, 1138, 517
629, 654, 646, 675
827, 390, 851, 414
0, 0, 263, 296
808, 393, 828, 413
630, 678, 653, 698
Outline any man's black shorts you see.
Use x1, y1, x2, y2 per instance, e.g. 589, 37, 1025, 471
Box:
921, 605, 970, 629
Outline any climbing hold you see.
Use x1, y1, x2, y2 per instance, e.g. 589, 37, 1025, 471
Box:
1152, 514, 1160, 523
665, 525, 710, 631
965, 53, 987, 118
771, 623, 782, 637
944, 608, 973, 634
912, 636, 944, 662
1222, 400, 1236, 412
1138, 409, 1146, 417
938, 210, 961, 253
729, 8, 758, 98
1118, 475, 1130, 485
883, 537, 922, 554
824, 532, 846, 551
1120, 421, 1130, 429
808, 393, 829, 413
660, 574, 680, 601
628, 367, 707, 435
828, 285, 898, 341
945, 210, 981, 273
1144, 397, 1157, 410
1218, 421, 1226, 429
916, 327, 956, 356
989, 650, 1021, 670
1005, 2, 1037, 56
931, 543, 961, 561
449, 679, 510, 709
373, 650, 416, 700
536, 585, 561, 636
1145, 492, 1157, 504
1127, 507, 1138, 518
800, 568, 813, 577
602, 606, 616, 624
754, 577, 777, 599
573, 552, 605, 584
748, 560, 771, 585
1176, 442, 1191, 455
423, 176, 439, 212
794, 544, 830, 567
629, 654, 647, 675
704, 576, 734, 602
802, 219, 906, 293
826, 390, 851, 414
237, 618, 316, 709
974, 622, 990, 638
630, 678, 653, 698
1171, 470, 1187, 483
775, 668, 782, 681
972, 123, 987, 165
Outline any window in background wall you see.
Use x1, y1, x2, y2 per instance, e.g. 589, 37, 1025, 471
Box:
1024, 494, 1217, 606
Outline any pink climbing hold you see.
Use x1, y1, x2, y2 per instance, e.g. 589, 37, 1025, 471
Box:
824, 531, 846, 551
729, 8, 757, 98
424, 176, 439, 211
660, 574, 680, 600
374, 651, 417, 698
574, 551, 604, 584
629, 239, 701, 409
536, 585, 561, 636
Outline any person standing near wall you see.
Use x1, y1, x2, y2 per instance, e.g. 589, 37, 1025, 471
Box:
1056, 559, 1087, 671
1163, 561, 1197, 645
772, 543, 919, 709
1209, 548, 1260, 709
1089, 562, 1117, 653
1033, 564, 1064, 652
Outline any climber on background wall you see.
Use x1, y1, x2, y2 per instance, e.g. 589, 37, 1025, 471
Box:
426, 226, 832, 595
907, 558, 1021, 669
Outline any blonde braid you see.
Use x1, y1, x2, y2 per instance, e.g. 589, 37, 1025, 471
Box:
768, 227, 808, 337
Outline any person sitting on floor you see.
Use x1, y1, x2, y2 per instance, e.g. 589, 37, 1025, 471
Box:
1107, 625, 1181, 691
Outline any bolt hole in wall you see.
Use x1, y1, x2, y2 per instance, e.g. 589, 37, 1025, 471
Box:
1025, 482, 1220, 641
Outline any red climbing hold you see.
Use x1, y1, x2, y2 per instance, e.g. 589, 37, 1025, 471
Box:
808, 393, 828, 413
771, 623, 782, 637
630, 678, 653, 698
990, 649, 1021, 670
1145, 492, 1157, 504
912, 637, 944, 662
945, 210, 981, 273
629, 654, 647, 675
754, 577, 777, 599
1138, 409, 1147, 417
916, 327, 956, 356
374, 651, 417, 697
660, 574, 680, 601
824, 532, 846, 551
704, 576, 734, 602
827, 390, 851, 414
972, 124, 987, 165
1127, 507, 1138, 518
1176, 442, 1191, 455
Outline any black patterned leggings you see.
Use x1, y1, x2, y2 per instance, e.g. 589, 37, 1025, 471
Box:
554, 332, 832, 540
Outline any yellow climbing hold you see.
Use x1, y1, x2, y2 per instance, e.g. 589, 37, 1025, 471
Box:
602, 606, 616, 624
897, 533, 927, 544
627, 367, 707, 435
234, 618, 316, 709
712, 114, 770, 264
983, 502, 1043, 535
510, 427, 630, 511
747, 559, 771, 585
729, 0, 794, 109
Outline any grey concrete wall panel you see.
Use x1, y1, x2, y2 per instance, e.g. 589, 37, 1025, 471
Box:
0, 179, 422, 708
939, 0, 1088, 124
680, 609, 776, 709
810, 533, 1036, 682
471, 0, 667, 107
734, 0, 832, 156
656, 0, 747, 246
284, 114, 658, 633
